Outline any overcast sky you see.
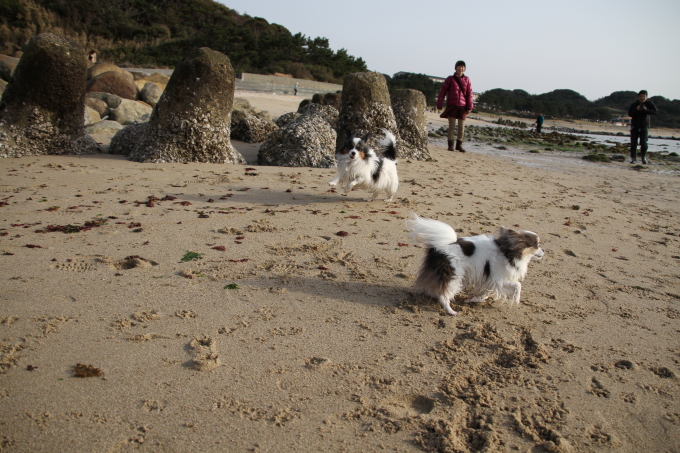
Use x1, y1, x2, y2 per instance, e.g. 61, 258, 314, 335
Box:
215, 0, 680, 101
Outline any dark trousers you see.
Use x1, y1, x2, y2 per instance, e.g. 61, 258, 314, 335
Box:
536, 124, 542, 133
630, 126, 648, 161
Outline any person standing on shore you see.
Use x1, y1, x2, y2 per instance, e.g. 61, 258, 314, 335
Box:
437, 60, 474, 152
535, 113, 544, 133
294, 82, 298, 96
628, 90, 658, 164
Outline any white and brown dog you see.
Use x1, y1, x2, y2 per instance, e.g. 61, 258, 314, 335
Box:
406, 214, 544, 315
329, 130, 398, 202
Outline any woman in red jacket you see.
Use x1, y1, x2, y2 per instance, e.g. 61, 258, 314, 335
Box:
437, 60, 474, 152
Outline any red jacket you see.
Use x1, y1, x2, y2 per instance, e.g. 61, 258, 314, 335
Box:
437, 75, 473, 110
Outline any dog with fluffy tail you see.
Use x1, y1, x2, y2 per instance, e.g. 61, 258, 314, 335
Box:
328, 130, 398, 202
406, 214, 544, 315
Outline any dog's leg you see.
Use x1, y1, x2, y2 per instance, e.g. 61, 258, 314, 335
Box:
343, 180, 357, 193
328, 176, 339, 186
438, 295, 458, 316
364, 192, 379, 202
503, 282, 522, 305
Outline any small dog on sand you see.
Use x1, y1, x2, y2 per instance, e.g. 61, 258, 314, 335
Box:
406, 214, 544, 315
328, 130, 398, 202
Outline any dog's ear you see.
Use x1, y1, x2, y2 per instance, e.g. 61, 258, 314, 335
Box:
361, 132, 372, 143
497, 226, 513, 236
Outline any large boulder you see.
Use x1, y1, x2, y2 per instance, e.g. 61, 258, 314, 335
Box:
390, 89, 432, 160
298, 103, 338, 128
86, 71, 137, 100
87, 63, 133, 82
258, 114, 337, 168
0, 33, 99, 157
85, 97, 109, 118
139, 81, 162, 107
110, 99, 152, 125
109, 47, 245, 164
275, 112, 300, 128
336, 72, 399, 152
84, 106, 101, 125
230, 109, 278, 143
86, 120, 124, 135
0, 57, 19, 82
86, 92, 122, 110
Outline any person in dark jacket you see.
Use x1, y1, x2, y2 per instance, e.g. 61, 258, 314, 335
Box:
535, 113, 544, 134
628, 90, 658, 164
437, 60, 473, 152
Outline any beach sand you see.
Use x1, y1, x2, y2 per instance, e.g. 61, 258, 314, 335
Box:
1, 92, 679, 452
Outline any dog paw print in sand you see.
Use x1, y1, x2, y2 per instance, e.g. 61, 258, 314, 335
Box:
187, 335, 220, 371
112, 255, 158, 270
52, 257, 99, 272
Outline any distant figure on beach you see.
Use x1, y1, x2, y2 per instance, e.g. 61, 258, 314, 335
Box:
535, 113, 544, 133
294, 82, 298, 96
437, 60, 473, 152
628, 90, 658, 164
88, 50, 97, 63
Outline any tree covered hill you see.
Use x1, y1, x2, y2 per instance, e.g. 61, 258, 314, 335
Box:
478, 88, 680, 129
0, 0, 367, 83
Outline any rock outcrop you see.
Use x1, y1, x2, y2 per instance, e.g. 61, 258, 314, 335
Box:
336, 72, 399, 152
109, 47, 245, 164
298, 103, 338, 129
390, 89, 432, 160
230, 110, 278, 143
258, 113, 336, 168
0, 33, 99, 157
275, 112, 300, 128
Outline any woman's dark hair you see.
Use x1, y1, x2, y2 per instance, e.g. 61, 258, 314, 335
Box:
455, 60, 466, 68
638, 90, 648, 96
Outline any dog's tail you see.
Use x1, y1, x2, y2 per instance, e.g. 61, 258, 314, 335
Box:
406, 214, 458, 249
379, 130, 397, 161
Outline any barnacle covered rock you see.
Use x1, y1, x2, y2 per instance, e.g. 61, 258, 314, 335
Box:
391, 89, 432, 160
0, 33, 99, 158
109, 47, 245, 164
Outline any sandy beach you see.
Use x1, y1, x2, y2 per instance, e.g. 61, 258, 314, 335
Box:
1, 91, 679, 452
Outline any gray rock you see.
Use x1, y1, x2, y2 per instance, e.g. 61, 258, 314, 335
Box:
0, 33, 99, 157
85, 97, 109, 117
390, 89, 431, 160
230, 109, 278, 143
86, 120, 124, 135
110, 99, 153, 125
298, 103, 338, 129
85, 92, 123, 110
140, 81, 162, 107
336, 72, 399, 152
275, 112, 300, 128
258, 114, 337, 167
109, 47, 245, 164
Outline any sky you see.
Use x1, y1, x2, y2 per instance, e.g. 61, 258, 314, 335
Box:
215, 0, 680, 101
